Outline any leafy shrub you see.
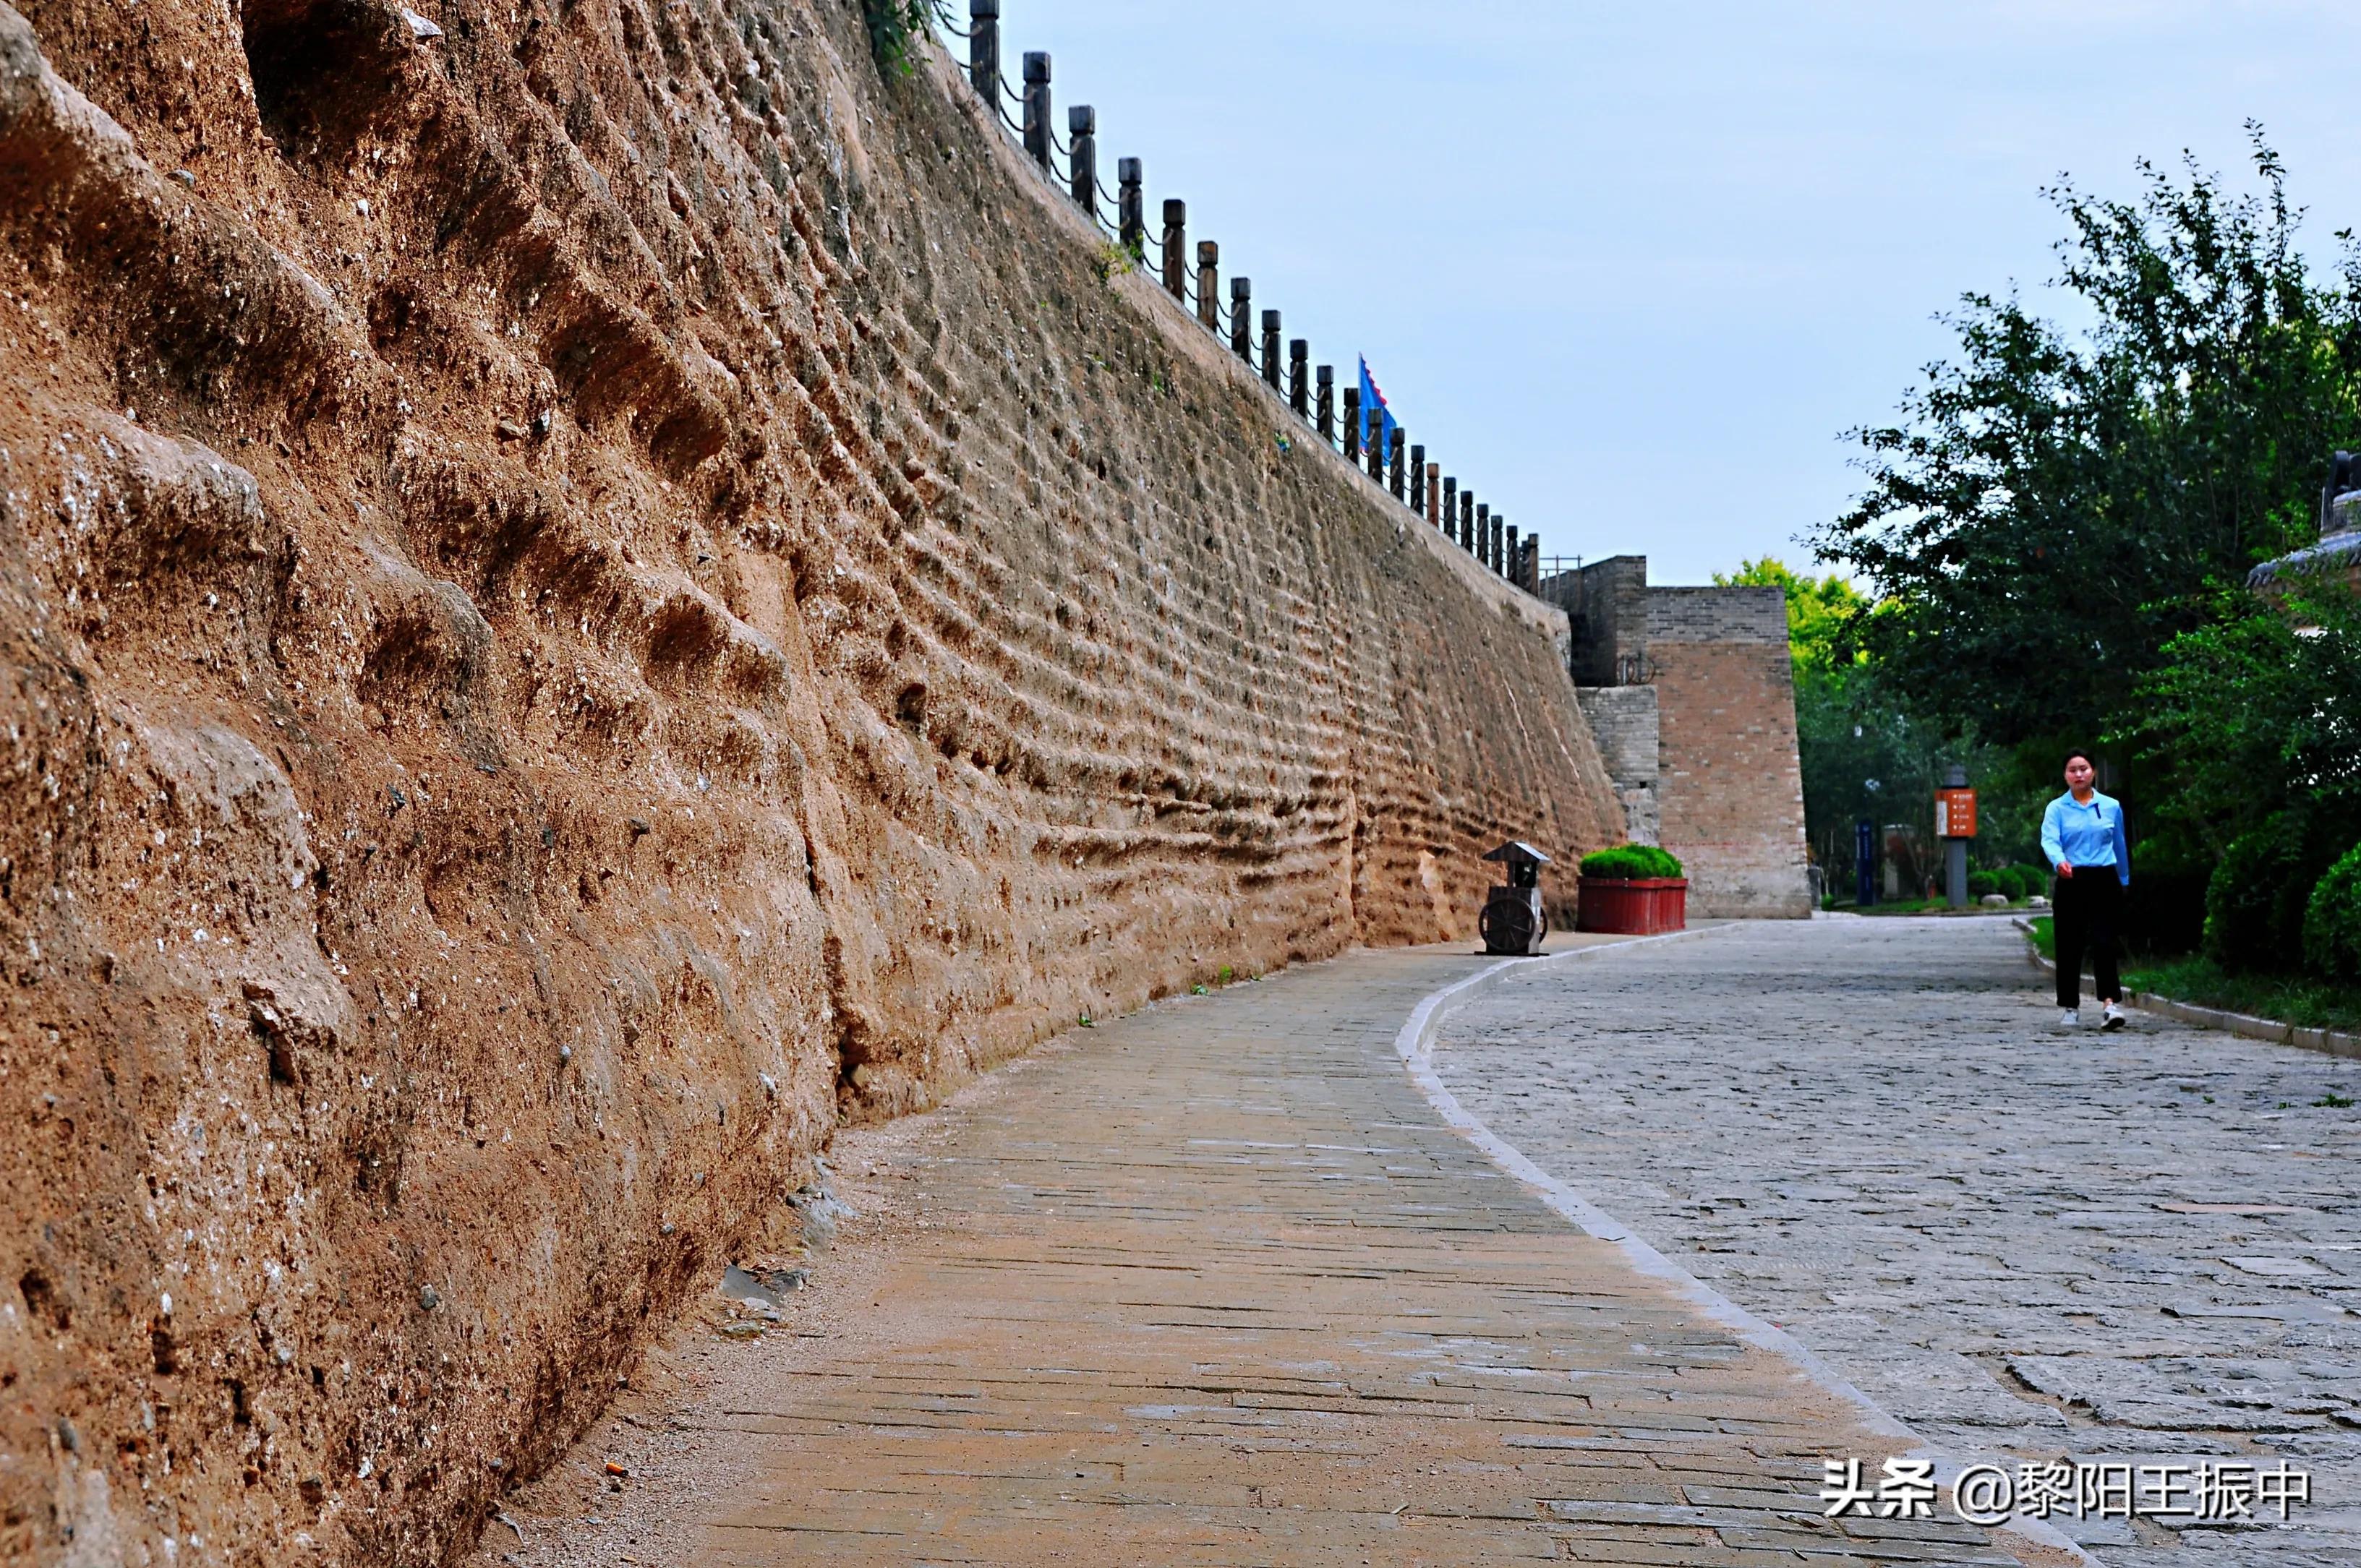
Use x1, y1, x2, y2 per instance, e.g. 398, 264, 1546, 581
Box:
1989, 866, 2026, 900
2304, 845, 2361, 980
1968, 870, 1999, 898
863, 0, 926, 75
2015, 863, 2052, 898
1579, 844, 1685, 880
2125, 867, 2211, 958
2206, 816, 2322, 974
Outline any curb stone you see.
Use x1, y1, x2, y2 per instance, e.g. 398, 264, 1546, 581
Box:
1401, 925, 2098, 1568
2013, 916, 2361, 1062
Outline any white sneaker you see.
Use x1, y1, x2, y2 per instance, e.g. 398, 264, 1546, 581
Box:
2059, 1008, 2080, 1029
2101, 1002, 2127, 1031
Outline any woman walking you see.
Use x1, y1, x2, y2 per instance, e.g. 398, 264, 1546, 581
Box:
2041, 750, 2130, 1031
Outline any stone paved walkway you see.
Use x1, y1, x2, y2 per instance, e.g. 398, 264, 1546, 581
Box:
1435, 917, 2361, 1567
612, 944, 2025, 1566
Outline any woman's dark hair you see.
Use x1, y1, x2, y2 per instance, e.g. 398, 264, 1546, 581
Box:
2062, 747, 2096, 770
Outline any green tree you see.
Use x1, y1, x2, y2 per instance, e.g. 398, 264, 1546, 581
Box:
1817, 132, 2361, 750
1717, 558, 2037, 896
1714, 557, 1865, 674
2127, 584, 2361, 857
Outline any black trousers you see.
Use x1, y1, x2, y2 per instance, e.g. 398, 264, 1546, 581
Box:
2053, 870, 2122, 1008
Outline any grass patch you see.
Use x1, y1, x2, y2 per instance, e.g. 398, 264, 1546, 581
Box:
2030, 915, 2054, 960
1845, 896, 2047, 917
2121, 955, 2361, 1034
2028, 916, 2361, 1028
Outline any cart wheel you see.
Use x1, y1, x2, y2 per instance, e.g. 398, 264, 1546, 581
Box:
1480, 899, 1540, 954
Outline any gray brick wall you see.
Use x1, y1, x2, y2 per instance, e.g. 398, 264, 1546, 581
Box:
1574, 685, 1661, 847
1542, 555, 1650, 685
1544, 563, 1807, 913
1647, 586, 1787, 644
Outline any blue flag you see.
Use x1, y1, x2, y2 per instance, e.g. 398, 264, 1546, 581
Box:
1357, 356, 1396, 462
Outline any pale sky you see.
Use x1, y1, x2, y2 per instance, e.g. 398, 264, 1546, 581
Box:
931, 1, 2361, 583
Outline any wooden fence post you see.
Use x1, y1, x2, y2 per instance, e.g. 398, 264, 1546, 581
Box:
1261, 311, 1281, 389
1441, 476, 1456, 538
1474, 501, 1488, 560
1290, 340, 1309, 416
1506, 524, 1519, 583
1343, 387, 1360, 460
1317, 367, 1335, 441
1389, 429, 1406, 500
1409, 445, 1425, 514
1161, 199, 1186, 300
1195, 241, 1218, 330
1067, 106, 1095, 213
1230, 277, 1252, 359
968, 0, 999, 101
1426, 462, 1440, 526
1118, 159, 1144, 257
1492, 512, 1505, 575
1022, 53, 1051, 171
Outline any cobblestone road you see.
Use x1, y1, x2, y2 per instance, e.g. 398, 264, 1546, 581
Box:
1435, 916, 2361, 1567
492, 943, 2031, 1567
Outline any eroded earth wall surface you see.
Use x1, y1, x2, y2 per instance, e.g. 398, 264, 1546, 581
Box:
0, 1, 1623, 1560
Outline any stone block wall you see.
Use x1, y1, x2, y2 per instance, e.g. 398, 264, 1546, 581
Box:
1574, 685, 1660, 847
1553, 554, 1650, 687
0, 3, 1625, 1562
1647, 588, 1812, 917
1542, 560, 1810, 917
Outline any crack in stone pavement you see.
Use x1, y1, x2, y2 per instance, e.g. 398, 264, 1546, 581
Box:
1434, 916, 2361, 1567
479, 942, 2038, 1566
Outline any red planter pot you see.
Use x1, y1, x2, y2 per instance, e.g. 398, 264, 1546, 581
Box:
1575, 876, 1688, 935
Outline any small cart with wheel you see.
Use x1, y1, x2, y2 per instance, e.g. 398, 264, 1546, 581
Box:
1478, 841, 1550, 956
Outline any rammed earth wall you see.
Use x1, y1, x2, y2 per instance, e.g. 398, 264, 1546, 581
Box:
0, 0, 1623, 1560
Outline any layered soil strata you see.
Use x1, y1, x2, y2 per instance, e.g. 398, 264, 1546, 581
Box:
0, 1, 1623, 1561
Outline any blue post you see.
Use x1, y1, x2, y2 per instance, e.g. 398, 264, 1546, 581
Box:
1856, 820, 1877, 907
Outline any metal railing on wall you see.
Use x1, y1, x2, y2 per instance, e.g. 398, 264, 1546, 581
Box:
927, 0, 1551, 597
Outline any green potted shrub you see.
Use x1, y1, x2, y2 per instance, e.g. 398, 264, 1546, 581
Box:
1575, 844, 1688, 934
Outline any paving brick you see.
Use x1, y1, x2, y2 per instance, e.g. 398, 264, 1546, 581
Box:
1439, 917, 2361, 1567
521, 948, 2025, 1566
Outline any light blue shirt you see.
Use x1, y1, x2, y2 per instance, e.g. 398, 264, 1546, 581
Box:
2041, 790, 2130, 886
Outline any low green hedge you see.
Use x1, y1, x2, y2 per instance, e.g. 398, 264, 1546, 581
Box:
1968, 865, 2049, 901
1579, 844, 1685, 880
2207, 815, 2327, 974
2305, 844, 2361, 980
